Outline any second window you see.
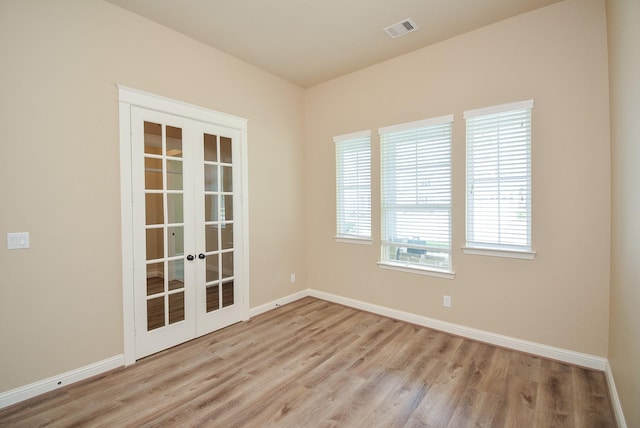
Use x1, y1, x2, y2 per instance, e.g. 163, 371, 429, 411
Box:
379, 115, 453, 272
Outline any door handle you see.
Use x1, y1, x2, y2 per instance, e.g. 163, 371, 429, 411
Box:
198, 253, 206, 259
186, 254, 195, 261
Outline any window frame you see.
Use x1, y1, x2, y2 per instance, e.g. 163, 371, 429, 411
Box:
378, 115, 455, 278
463, 100, 536, 260
334, 130, 372, 244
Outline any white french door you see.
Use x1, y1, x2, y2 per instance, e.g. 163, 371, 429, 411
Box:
122, 91, 248, 361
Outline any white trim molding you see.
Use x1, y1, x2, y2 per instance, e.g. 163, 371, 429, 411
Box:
2, 290, 619, 414
377, 262, 455, 280
463, 99, 534, 119
462, 246, 536, 260
0, 355, 124, 410
334, 237, 373, 245
605, 360, 628, 428
118, 85, 250, 365
249, 290, 309, 318
306, 289, 606, 370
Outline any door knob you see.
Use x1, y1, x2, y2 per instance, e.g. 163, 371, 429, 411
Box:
186, 254, 195, 261
198, 253, 205, 259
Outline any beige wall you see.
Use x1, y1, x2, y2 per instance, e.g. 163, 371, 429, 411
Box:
304, 0, 611, 356
607, 0, 640, 425
0, 0, 625, 408
0, 0, 306, 392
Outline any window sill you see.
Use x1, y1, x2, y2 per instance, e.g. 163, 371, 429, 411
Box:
462, 246, 536, 260
377, 261, 455, 280
334, 236, 373, 245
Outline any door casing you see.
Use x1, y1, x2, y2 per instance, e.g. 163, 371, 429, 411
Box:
118, 85, 250, 365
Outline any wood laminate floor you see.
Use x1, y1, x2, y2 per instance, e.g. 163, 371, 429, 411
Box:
0, 297, 616, 427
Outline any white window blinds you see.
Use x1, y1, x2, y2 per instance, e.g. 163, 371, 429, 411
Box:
334, 130, 371, 240
379, 115, 453, 271
464, 100, 533, 252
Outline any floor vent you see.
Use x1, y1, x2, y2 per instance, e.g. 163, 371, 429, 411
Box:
383, 18, 419, 39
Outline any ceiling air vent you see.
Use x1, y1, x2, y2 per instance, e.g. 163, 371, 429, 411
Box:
383, 18, 419, 39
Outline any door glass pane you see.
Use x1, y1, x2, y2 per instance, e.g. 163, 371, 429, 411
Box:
147, 296, 165, 330
204, 134, 217, 162
145, 158, 163, 190
220, 137, 232, 163
145, 193, 164, 225
222, 166, 233, 192
146, 228, 164, 261
144, 122, 162, 155
169, 292, 185, 324
166, 126, 183, 158
222, 252, 234, 279
206, 285, 220, 312
206, 254, 219, 282
146, 262, 164, 296
167, 226, 184, 257
167, 160, 183, 190
221, 224, 233, 250
167, 193, 183, 224
205, 195, 219, 222
223, 195, 233, 221
222, 281, 234, 307
168, 259, 184, 291
204, 165, 218, 191
206, 225, 219, 252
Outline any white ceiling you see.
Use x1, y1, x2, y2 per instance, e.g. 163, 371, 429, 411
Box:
106, 0, 563, 88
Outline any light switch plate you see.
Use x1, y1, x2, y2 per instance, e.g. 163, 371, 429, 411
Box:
7, 232, 30, 250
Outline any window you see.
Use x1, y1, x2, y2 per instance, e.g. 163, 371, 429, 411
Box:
379, 115, 453, 275
464, 100, 535, 259
334, 130, 371, 242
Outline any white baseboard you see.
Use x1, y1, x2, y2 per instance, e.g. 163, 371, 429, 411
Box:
605, 360, 628, 428
306, 289, 607, 371
249, 289, 309, 317
0, 355, 124, 410
2, 289, 618, 415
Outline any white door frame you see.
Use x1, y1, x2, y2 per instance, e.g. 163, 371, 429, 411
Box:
118, 85, 250, 365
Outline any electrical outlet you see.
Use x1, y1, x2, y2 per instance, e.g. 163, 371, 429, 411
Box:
290, 273, 296, 284
7, 232, 30, 250
443, 295, 452, 308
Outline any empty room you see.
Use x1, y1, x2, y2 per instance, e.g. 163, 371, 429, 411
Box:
0, 0, 637, 426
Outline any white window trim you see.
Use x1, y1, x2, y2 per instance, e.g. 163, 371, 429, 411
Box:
464, 100, 534, 257
378, 114, 454, 273
334, 129, 372, 241
334, 236, 373, 245
462, 246, 536, 260
333, 129, 371, 143
379, 114, 454, 134
463, 99, 534, 119
377, 261, 455, 280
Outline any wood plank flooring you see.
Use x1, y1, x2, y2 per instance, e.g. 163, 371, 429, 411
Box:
0, 297, 616, 427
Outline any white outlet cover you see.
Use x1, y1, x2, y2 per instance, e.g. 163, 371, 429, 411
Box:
443, 295, 452, 308
7, 232, 30, 250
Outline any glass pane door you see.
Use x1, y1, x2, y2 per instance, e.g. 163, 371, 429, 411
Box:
143, 122, 186, 330
203, 134, 235, 312
132, 107, 196, 359
195, 126, 245, 336
131, 105, 245, 359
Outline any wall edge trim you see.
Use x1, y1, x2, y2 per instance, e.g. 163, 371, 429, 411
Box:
249, 290, 309, 317
605, 360, 628, 428
307, 289, 608, 370
2, 289, 615, 411
0, 355, 124, 410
